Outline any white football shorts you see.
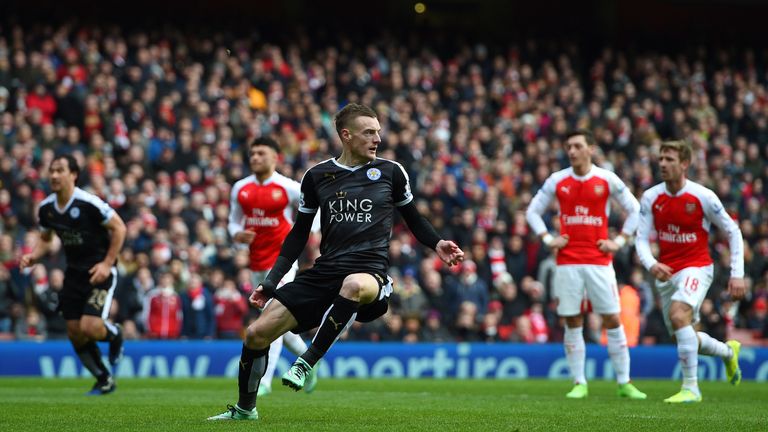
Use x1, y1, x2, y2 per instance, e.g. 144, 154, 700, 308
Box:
655, 264, 713, 335
553, 264, 620, 316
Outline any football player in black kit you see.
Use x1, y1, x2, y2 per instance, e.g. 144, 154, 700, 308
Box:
21, 155, 126, 395
209, 103, 465, 421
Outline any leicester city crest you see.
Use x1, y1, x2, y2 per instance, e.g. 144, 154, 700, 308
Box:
366, 168, 381, 181
69, 207, 80, 219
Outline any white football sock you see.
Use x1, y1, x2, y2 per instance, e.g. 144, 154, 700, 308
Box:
606, 325, 630, 385
564, 326, 586, 385
260, 336, 284, 387
675, 326, 699, 394
697, 331, 732, 359
282, 331, 308, 356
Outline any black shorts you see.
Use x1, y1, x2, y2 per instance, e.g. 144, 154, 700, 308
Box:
59, 267, 118, 320
273, 266, 393, 333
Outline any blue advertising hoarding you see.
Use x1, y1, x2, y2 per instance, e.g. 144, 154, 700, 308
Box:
1, 341, 767, 381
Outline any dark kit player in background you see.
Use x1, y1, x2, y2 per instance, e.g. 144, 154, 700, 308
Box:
209, 103, 465, 421
21, 155, 126, 395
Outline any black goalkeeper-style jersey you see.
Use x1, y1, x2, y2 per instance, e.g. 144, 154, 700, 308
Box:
298, 157, 414, 273
38, 187, 116, 271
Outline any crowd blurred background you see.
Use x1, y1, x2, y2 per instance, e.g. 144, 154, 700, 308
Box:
0, 0, 766, 346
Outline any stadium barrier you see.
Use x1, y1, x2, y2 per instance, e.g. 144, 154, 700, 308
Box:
2, 341, 767, 381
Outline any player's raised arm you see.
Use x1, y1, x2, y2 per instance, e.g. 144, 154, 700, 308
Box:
391, 160, 464, 266
397, 202, 464, 266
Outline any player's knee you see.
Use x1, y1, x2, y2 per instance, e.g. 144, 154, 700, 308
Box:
67, 326, 84, 342
244, 325, 271, 350
339, 278, 364, 301
602, 314, 621, 328
668, 308, 692, 329
79, 322, 102, 340
564, 316, 583, 328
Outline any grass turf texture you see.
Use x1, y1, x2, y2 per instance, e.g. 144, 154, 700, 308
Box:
0, 378, 765, 431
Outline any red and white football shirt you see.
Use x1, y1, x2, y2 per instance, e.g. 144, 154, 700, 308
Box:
636, 179, 744, 276
228, 172, 300, 271
526, 166, 639, 266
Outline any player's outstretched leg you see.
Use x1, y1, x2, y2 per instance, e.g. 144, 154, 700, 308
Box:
283, 295, 357, 391
281, 331, 318, 393
698, 331, 741, 386
282, 357, 313, 391
723, 340, 741, 386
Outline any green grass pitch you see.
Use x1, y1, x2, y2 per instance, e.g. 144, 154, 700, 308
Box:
0, 378, 765, 431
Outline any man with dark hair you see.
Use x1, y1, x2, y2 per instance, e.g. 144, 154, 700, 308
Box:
636, 140, 744, 403
227, 136, 316, 396
21, 155, 127, 394
526, 130, 646, 400
208, 103, 465, 421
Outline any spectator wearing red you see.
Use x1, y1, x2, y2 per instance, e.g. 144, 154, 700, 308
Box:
25, 83, 56, 125
143, 273, 182, 339
214, 279, 248, 339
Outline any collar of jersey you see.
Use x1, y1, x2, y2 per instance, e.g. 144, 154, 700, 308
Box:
664, 178, 689, 197
332, 158, 372, 171
54, 187, 79, 214
569, 165, 594, 181
250, 172, 276, 185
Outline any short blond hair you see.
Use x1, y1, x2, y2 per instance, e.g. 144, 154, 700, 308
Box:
660, 140, 692, 162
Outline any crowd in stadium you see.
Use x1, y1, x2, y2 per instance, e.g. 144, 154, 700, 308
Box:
0, 20, 766, 346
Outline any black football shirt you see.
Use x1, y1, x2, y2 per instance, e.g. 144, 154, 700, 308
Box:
298, 157, 413, 273
38, 187, 116, 271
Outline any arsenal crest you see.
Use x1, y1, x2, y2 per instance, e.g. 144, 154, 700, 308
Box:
272, 189, 283, 201
685, 202, 696, 213
594, 185, 605, 196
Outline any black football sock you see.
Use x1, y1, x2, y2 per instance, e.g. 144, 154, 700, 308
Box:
301, 296, 359, 367
74, 341, 110, 382
101, 321, 119, 342
237, 345, 268, 411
